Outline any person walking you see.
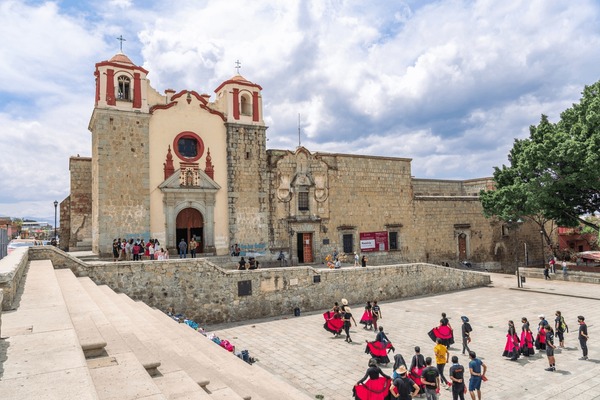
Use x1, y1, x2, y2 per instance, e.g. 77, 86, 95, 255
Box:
449, 355, 466, 400
554, 311, 568, 348
578, 315, 589, 360
468, 351, 486, 400
343, 306, 357, 343
461, 316, 472, 355
372, 300, 382, 331
543, 265, 551, 280
434, 338, 450, 389
421, 356, 441, 400
178, 238, 187, 258
545, 325, 557, 371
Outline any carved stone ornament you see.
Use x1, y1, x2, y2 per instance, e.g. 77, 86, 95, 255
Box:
277, 173, 292, 202
179, 162, 200, 187
314, 174, 328, 202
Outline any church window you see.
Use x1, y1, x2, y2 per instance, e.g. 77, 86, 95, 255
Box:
342, 234, 353, 254
389, 231, 398, 250
116, 75, 131, 100
298, 191, 309, 211
240, 93, 251, 115
173, 131, 204, 162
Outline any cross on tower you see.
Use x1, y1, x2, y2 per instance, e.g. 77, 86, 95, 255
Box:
235, 60, 241, 74
117, 35, 126, 52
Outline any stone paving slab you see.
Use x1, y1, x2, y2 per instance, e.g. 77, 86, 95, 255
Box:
210, 272, 600, 400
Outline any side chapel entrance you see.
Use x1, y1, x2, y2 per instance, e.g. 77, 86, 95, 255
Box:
176, 208, 203, 253
296, 232, 313, 263
458, 233, 467, 261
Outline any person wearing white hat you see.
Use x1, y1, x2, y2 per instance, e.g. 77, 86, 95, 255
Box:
391, 365, 420, 399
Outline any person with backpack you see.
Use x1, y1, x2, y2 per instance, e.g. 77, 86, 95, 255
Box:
449, 355, 466, 400
421, 357, 441, 400
554, 311, 568, 348
461, 316, 472, 355
390, 365, 420, 400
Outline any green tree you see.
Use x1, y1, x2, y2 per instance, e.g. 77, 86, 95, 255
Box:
480, 80, 600, 247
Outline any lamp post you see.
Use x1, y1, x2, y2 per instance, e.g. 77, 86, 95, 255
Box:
540, 230, 545, 270
54, 200, 58, 244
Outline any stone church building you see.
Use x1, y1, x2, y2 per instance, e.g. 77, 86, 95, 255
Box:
60, 52, 541, 269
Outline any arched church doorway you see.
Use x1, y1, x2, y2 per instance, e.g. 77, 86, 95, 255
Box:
176, 208, 203, 253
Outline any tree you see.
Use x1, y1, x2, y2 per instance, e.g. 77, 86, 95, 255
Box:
481, 80, 600, 257
480, 80, 600, 239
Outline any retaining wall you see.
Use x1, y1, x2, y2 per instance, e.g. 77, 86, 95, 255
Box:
30, 247, 491, 324
0, 247, 29, 311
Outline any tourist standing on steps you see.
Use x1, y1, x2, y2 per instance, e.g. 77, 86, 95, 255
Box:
112, 239, 120, 262
578, 315, 589, 360
361, 255, 367, 267
449, 355, 466, 400
555, 311, 568, 348
178, 238, 187, 258
354, 252, 359, 266
468, 351, 486, 400
189, 237, 198, 258
343, 306, 357, 343
545, 325, 557, 371
461, 316, 472, 355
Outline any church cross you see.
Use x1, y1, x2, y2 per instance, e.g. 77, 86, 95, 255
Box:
117, 35, 126, 52
235, 60, 241, 74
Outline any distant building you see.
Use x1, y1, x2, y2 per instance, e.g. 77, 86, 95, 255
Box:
61, 52, 542, 270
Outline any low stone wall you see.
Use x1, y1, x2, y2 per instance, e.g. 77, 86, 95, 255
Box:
0, 247, 29, 311
520, 267, 600, 285
30, 247, 491, 324
0, 289, 3, 336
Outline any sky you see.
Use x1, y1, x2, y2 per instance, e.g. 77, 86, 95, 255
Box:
1, 0, 600, 222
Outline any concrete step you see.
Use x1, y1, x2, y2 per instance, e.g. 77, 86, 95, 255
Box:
0, 260, 99, 400
77, 277, 162, 376
55, 268, 107, 358
147, 307, 312, 400
78, 278, 220, 400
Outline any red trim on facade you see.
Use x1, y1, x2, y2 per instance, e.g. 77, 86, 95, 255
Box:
233, 88, 240, 120
173, 131, 205, 162
198, 104, 226, 121
163, 145, 175, 180
95, 61, 149, 75
252, 91, 259, 122
171, 90, 208, 105
204, 148, 214, 179
214, 79, 262, 93
150, 102, 178, 113
133, 72, 142, 109
106, 69, 115, 105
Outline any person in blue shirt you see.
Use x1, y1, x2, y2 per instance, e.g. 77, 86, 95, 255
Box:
468, 351, 487, 400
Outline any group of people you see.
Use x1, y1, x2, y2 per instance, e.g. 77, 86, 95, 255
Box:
352, 310, 487, 400
237, 256, 260, 270
544, 258, 569, 279
503, 311, 590, 372
112, 238, 168, 261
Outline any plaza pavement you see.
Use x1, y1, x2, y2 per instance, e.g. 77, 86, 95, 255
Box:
209, 270, 600, 400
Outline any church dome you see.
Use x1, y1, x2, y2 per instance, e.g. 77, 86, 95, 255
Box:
109, 52, 135, 65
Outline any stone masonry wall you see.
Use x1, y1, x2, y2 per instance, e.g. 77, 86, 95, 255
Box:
226, 123, 269, 248
31, 247, 491, 324
90, 109, 151, 256
67, 157, 93, 250
0, 247, 29, 311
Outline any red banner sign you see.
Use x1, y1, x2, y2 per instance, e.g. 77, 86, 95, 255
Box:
359, 231, 388, 252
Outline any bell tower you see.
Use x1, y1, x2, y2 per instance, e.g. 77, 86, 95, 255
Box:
89, 52, 151, 256
213, 73, 268, 249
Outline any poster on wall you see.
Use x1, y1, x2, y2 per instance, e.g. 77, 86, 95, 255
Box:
360, 231, 388, 252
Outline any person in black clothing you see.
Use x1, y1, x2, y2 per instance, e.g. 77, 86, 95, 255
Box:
545, 325, 557, 371
461, 316, 472, 355
392, 365, 420, 400
238, 257, 247, 270
578, 315, 589, 360
343, 306, 357, 343
357, 358, 391, 384
372, 300, 381, 331
421, 356, 441, 399
448, 355, 465, 400
376, 326, 390, 344
410, 346, 426, 372
554, 311, 568, 348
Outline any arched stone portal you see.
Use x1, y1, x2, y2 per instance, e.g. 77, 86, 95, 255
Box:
176, 208, 204, 253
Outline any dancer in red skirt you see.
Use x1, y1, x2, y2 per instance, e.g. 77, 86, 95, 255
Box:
520, 317, 535, 356
428, 313, 455, 347
353, 358, 392, 400
365, 326, 395, 364
502, 320, 520, 361
360, 301, 374, 330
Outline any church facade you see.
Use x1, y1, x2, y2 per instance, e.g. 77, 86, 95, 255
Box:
60, 52, 542, 270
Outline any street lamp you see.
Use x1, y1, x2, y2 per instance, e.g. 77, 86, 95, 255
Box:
540, 230, 545, 270
54, 200, 58, 244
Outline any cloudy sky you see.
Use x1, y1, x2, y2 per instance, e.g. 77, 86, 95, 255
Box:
1, 0, 600, 221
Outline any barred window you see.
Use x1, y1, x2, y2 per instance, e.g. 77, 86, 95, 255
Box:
389, 231, 398, 250
298, 192, 309, 211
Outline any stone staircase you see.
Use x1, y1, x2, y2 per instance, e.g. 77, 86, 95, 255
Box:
0, 260, 312, 400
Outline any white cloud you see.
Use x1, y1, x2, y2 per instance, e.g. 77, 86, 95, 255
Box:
1, 0, 600, 218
